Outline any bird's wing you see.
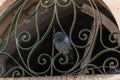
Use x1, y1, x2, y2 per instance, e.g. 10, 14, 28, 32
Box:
64, 36, 72, 48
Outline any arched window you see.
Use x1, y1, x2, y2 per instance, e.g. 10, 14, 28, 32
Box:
0, 0, 120, 77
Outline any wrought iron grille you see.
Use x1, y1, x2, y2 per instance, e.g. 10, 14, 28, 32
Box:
0, 0, 120, 77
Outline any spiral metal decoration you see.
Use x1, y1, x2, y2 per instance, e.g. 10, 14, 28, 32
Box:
0, 0, 120, 77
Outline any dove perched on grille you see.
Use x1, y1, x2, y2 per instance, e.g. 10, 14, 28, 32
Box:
53, 32, 74, 64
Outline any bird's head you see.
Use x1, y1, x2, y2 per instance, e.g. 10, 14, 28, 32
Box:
54, 32, 66, 42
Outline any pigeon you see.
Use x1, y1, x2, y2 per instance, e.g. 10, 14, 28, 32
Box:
53, 32, 74, 64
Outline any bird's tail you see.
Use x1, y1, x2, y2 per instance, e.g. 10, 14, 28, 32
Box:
67, 51, 74, 64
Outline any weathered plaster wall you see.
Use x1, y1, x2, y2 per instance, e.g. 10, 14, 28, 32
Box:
103, 0, 120, 29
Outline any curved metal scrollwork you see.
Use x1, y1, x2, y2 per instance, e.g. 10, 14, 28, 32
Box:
0, 0, 120, 77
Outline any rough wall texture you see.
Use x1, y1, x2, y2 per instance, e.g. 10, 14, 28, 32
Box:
0, 0, 17, 38
0, 0, 5, 6
0, 0, 16, 16
103, 0, 120, 29
1, 75, 120, 80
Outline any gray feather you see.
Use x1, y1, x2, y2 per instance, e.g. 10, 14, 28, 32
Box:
53, 32, 74, 64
